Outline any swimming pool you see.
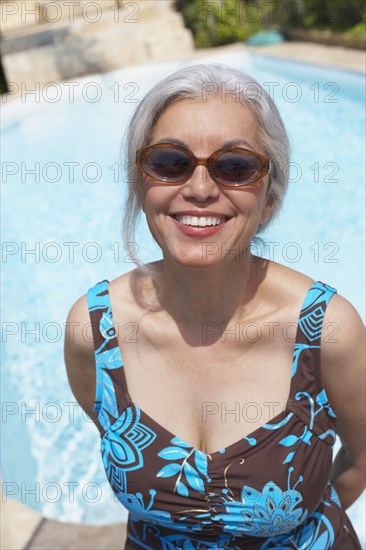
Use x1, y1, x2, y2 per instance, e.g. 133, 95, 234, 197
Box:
1, 49, 365, 540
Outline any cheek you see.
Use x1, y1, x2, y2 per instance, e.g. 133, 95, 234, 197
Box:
142, 184, 174, 217
228, 187, 265, 214
141, 179, 157, 214
228, 186, 271, 229
252, 178, 271, 208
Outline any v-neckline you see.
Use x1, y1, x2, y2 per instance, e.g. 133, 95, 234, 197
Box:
136, 401, 293, 460
102, 280, 311, 459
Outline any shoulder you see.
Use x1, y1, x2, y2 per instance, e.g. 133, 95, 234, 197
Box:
64, 278, 128, 428
64, 289, 99, 425
265, 262, 365, 354
319, 292, 365, 451
319, 290, 365, 418
321, 291, 365, 367
64, 283, 101, 384
261, 259, 316, 314
108, 269, 135, 304
64, 273, 135, 351
263, 258, 314, 289
65, 292, 93, 352
65, 270, 139, 330
108, 262, 162, 316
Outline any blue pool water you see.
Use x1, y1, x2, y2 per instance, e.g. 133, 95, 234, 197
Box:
1, 49, 365, 540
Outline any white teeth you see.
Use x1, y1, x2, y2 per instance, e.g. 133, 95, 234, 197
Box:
175, 215, 227, 227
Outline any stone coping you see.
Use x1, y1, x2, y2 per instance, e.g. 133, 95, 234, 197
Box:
283, 28, 365, 50
245, 41, 366, 73
74, 40, 364, 74
2, 498, 43, 550
26, 518, 127, 550
2, 498, 127, 550
192, 41, 366, 74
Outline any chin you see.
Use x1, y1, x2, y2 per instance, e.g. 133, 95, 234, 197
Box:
165, 246, 226, 269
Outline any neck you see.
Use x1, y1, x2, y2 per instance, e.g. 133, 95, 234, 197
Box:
151, 254, 268, 331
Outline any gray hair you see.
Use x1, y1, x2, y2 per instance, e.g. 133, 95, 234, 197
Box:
121, 63, 290, 272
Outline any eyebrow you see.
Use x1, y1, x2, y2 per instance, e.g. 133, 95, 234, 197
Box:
154, 137, 254, 150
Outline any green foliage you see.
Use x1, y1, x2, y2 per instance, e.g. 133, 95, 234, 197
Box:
176, 0, 262, 48
344, 7, 366, 40
175, 0, 366, 47
0, 59, 8, 95
258, 0, 365, 31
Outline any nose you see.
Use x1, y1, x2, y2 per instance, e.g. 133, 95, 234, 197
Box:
181, 164, 220, 202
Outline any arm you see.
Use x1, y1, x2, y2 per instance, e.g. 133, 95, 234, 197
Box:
64, 294, 102, 432
321, 293, 366, 509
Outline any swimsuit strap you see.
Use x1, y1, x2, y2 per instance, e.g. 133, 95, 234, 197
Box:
290, 280, 338, 430
86, 279, 131, 432
297, 281, 337, 343
86, 279, 337, 432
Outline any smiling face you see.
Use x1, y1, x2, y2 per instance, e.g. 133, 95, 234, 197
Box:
141, 95, 273, 267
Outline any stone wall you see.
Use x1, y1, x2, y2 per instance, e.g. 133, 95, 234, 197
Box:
1, 0, 195, 89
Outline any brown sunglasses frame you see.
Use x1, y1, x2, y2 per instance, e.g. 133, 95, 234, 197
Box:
135, 142, 272, 188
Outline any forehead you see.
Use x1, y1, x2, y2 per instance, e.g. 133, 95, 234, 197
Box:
150, 95, 261, 149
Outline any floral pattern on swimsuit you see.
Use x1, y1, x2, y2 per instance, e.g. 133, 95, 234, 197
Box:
86, 280, 361, 549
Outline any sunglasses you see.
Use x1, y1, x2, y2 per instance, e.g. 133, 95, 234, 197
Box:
135, 143, 272, 188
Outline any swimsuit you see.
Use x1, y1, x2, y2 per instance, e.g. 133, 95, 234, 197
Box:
86, 280, 361, 549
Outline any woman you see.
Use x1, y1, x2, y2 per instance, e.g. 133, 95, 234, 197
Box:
64, 64, 365, 549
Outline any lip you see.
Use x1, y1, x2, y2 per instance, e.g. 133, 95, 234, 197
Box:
169, 210, 231, 218
169, 214, 231, 237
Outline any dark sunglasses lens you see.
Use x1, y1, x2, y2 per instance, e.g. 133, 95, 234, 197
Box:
213, 152, 260, 185
145, 148, 192, 181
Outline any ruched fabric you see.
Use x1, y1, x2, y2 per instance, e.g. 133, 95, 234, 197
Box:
86, 281, 361, 549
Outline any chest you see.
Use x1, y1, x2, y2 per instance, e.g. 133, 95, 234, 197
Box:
116, 314, 295, 455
